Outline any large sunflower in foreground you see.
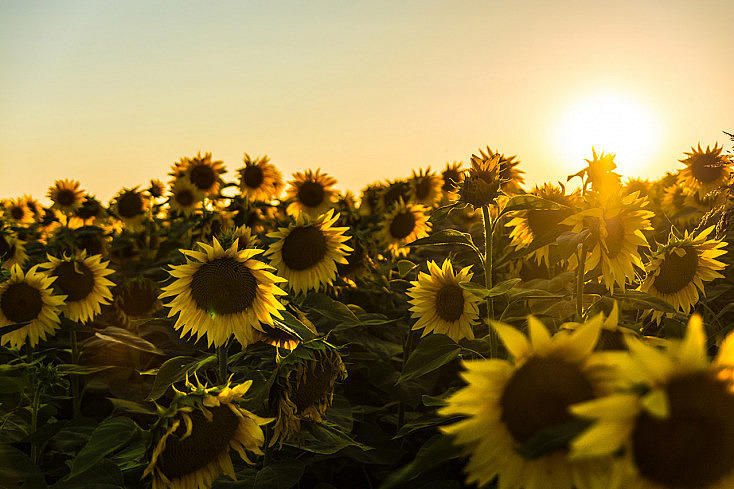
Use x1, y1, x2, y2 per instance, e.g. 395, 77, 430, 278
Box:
407, 259, 482, 342
237, 153, 284, 202
285, 169, 338, 218
265, 210, 351, 295
111, 187, 150, 232
0, 265, 67, 349
639, 226, 727, 321
144, 377, 272, 489
570, 314, 734, 489
47, 179, 85, 214
563, 192, 654, 292
160, 238, 287, 347
377, 199, 431, 257
440, 315, 613, 489
0, 231, 28, 270
677, 142, 732, 199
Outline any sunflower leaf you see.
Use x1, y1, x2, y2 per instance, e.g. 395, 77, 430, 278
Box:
497, 194, 563, 219
145, 355, 215, 401
0, 443, 48, 489
379, 434, 458, 489
397, 260, 417, 278
429, 202, 467, 223
68, 416, 138, 478
397, 334, 460, 385
459, 281, 489, 298
410, 229, 476, 249
615, 290, 677, 314
486, 278, 522, 296
515, 417, 593, 460
254, 458, 306, 489
554, 230, 591, 260
93, 326, 165, 355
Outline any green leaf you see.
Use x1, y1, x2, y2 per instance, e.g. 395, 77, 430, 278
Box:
498, 194, 562, 219
515, 417, 593, 460
303, 293, 360, 325
56, 364, 115, 375
410, 229, 477, 249
254, 458, 306, 489
397, 260, 417, 278
397, 334, 460, 384
429, 202, 467, 223
94, 326, 165, 355
54, 459, 124, 489
69, 417, 138, 478
291, 421, 371, 454
459, 281, 489, 298
486, 278, 522, 297
378, 434, 458, 489
554, 230, 591, 260
106, 397, 157, 416
274, 310, 318, 341
145, 355, 216, 401
0, 375, 26, 394
615, 290, 677, 314
0, 443, 48, 489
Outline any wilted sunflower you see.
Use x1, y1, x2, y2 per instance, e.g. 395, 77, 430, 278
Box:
377, 199, 431, 257
160, 238, 287, 347
170, 152, 227, 197
639, 226, 727, 321
0, 265, 67, 349
0, 231, 28, 270
570, 314, 734, 489
144, 377, 272, 489
677, 142, 732, 199
237, 153, 284, 202
113, 277, 161, 329
408, 167, 443, 207
563, 192, 654, 291
407, 259, 482, 342
472, 146, 525, 195
168, 178, 204, 217
266, 209, 351, 295
47, 179, 85, 214
441, 161, 464, 197
459, 150, 503, 208
5, 197, 35, 224
285, 169, 338, 218
39, 250, 115, 324
111, 187, 150, 232
270, 346, 347, 448
440, 315, 613, 489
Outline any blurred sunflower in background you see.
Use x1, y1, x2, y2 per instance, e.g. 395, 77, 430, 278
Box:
237, 153, 284, 202
570, 314, 734, 489
0, 231, 28, 270
5, 197, 35, 224
266, 210, 351, 295
285, 169, 338, 218
148, 179, 166, 199
408, 167, 443, 208
0, 264, 67, 349
48, 179, 85, 214
160, 237, 287, 347
168, 178, 204, 217
661, 183, 700, 228
440, 315, 613, 489
70, 194, 108, 227
357, 183, 383, 216
677, 142, 732, 199
639, 226, 727, 321
144, 377, 271, 489
336, 235, 373, 285
113, 277, 161, 330
377, 200, 431, 257
440, 161, 464, 200
170, 152, 227, 197
378, 179, 413, 211
39, 250, 115, 324
569, 148, 622, 196
111, 186, 150, 232
407, 259, 482, 342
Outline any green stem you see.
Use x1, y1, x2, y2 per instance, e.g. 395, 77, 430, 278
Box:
217, 343, 228, 386
30, 382, 41, 465
481, 206, 497, 357
576, 244, 588, 321
70, 329, 81, 418
397, 330, 415, 432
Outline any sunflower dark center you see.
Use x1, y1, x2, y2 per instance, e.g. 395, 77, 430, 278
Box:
119, 281, 157, 317
1, 282, 43, 323
78, 233, 104, 256
10, 206, 25, 220
175, 189, 195, 207
77, 199, 101, 220
53, 261, 95, 302
158, 405, 239, 480
243, 165, 265, 189
434, 283, 465, 322
189, 164, 216, 190
0, 235, 14, 260
415, 178, 432, 200
652, 245, 699, 295
632, 372, 734, 488
297, 181, 325, 208
500, 355, 594, 446
442, 169, 461, 192
389, 212, 416, 240
56, 189, 77, 207
281, 226, 328, 271
604, 216, 625, 257
118, 192, 144, 218
383, 183, 411, 208
690, 155, 724, 184
190, 257, 258, 315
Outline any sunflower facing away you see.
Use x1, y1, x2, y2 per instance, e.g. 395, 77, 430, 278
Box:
570, 314, 734, 489
285, 169, 338, 218
0, 265, 67, 349
111, 186, 150, 232
160, 237, 287, 347
113, 277, 161, 330
377, 199, 431, 257
0, 231, 28, 270
266, 209, 351, 295
459, 151, 503, 208
639, 226, 727, 321
440, 161, 464, 198
661, 183, 700, 228
47, 179, 85, 214
237, 153, 285, 202
407, 259, 482, 342
677, 142, 732, 199
39, 250, 115, 324
440, 315, 614, 489
144, 377, 272, 489
472, 146, 526, 195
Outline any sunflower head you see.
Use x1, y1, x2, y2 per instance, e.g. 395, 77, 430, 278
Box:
0, 231, 28, 270
144, 376, 272, 489
168, 178, 205, 217
237, 153, 285, 202
113, 277, 161, 330
378, 179, 413, 211
459, 150, 504, 208
71, 194, 108, 227
170, 152, 227, 196
285, 169, 338, 218
5, 197, 35, 224
357, 183, 384, 215
441, 161, 464, 196
476, 146, 525, 194
336, 234, 373, 285
148, 179, 166, 199
377, 199, 431, 257
677, 142, 732, 198
409, 167, 443, 207
47, 179, 85, 214
111, 187, 150, 232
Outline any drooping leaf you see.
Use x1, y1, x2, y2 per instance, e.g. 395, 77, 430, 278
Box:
397, 260, 417, 278
0, 443, 48, 489
616, 290, 677, 314
459, 281, 489, 298
145, 355, 216, 401
69, 417, 138, 478
291, 421, 371, 455
554, 230, 591, 261
94, 326, 165, 355
429, 202, 468, 223
498, 194, 563, 219
397, 334, 460, 384
486, 278, 522, 297
302, 293, 360, 325
410, 229, 477, 249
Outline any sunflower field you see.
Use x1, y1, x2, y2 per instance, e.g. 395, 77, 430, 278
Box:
1, 139, 734, 489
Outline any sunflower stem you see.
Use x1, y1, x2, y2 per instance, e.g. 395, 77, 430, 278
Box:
481, 206, 497, 357
217, 343, 228, 386
70, 328, 82, 419
397, 329, 415, 432
30, 378, 41, 465
576, 243, 588, 321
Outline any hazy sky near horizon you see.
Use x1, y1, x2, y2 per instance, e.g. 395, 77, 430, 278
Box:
2, 0, 733, 204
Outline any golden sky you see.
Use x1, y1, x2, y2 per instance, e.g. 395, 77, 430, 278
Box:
1, 0, 733, 203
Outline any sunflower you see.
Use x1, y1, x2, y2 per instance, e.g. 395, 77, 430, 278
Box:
47, 179, 85, 214
440, 315, 613, 489
459, 150, 503, 208
237, 153, 284, 202
70, 194, 108, 228
406, 259, 483, 342
111, 187, 150, 232
144, 377, 272, 489
22, 195, 43, 220
229, 225, 260, 251
408, 167, 443, 207
378, 179, 413, 211
357, 183, 384, 216
677, 142, 732, 198
506, 183, 576, 266
639, 226, 727, 321
336, 235, 373, 285
440, 161, 464, 198
622, 178, 652, 197
148, 179, 166, 199
661, 183, 700, 228
160, 238, 287, 347
39, 250, 115, 324
168, 178, 204, 217
5, 197, 35, 224
285, 169, 338, 218
271, 346, 347, 448
570, 314, 734, 489
0, 231, 28, 270
377, 199, 431, 257
562, 192, 654, 292
170, 152, 227, 197
0, 265, 67, 349
265, 210, 351, 295
113, 277, 161, 330
472, 146, 525, 195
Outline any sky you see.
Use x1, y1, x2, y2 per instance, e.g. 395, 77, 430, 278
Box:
1, 0, 733, 204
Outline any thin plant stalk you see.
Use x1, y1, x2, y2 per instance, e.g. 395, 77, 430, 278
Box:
397, 329, 415, 432
481, 205, 497, 356
217, 343, 228, 386
69, 328, 81, 418
576, 243, 588, 321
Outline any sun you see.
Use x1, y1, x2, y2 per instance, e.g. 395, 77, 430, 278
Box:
553, 91, 662, 178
